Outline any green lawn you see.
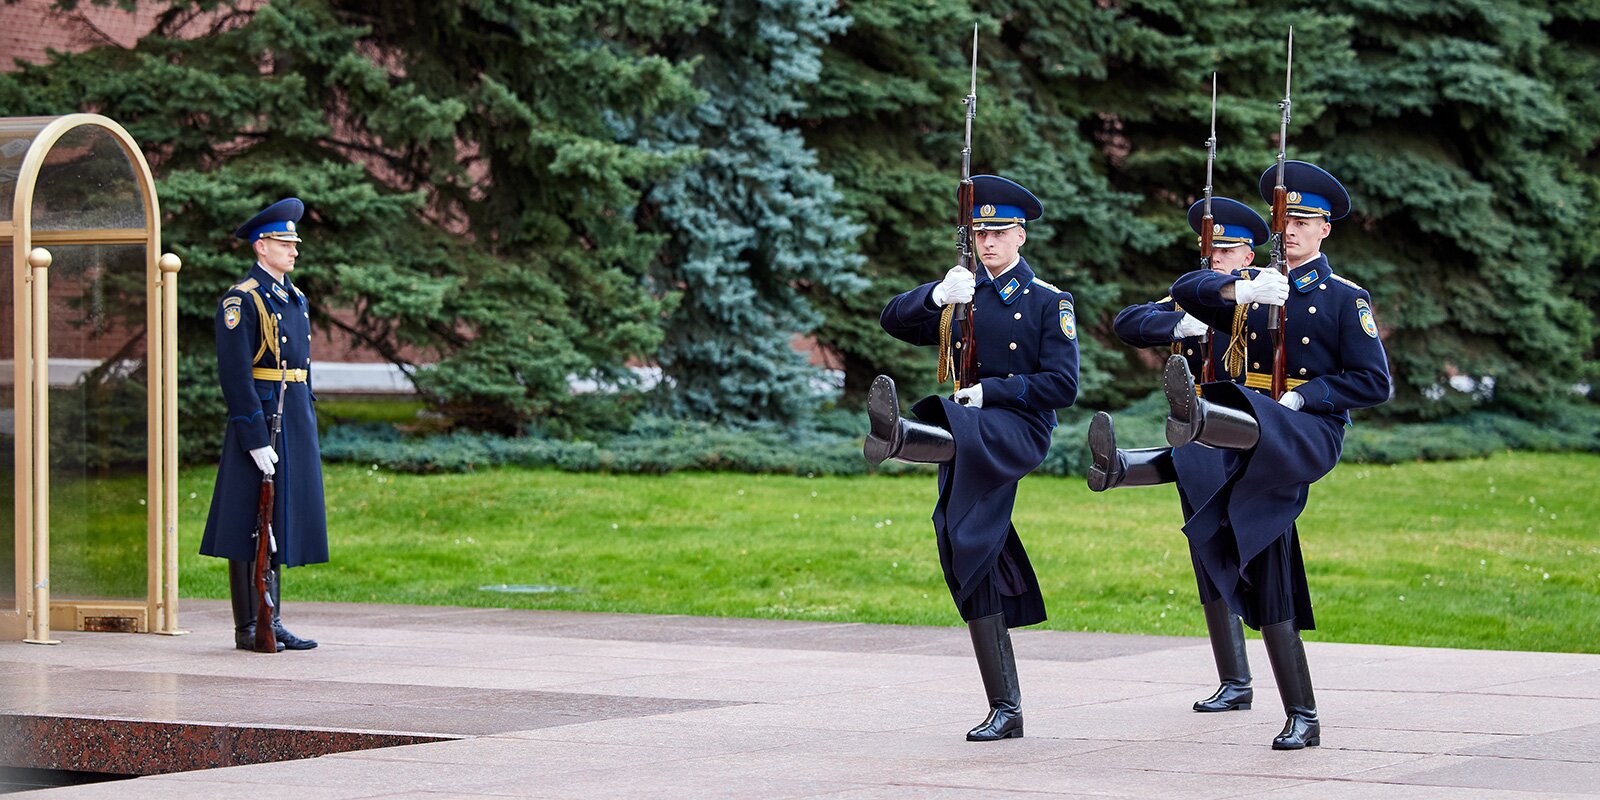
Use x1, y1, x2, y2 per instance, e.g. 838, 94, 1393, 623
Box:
159, 451, 1600, 654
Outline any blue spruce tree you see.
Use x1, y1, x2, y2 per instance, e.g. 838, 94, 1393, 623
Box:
644, 0, 868, 425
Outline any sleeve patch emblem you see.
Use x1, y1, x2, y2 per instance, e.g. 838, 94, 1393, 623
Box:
1059, 299, 1076, 340
1357, 298, 1378, 338
224, 306, 241, 330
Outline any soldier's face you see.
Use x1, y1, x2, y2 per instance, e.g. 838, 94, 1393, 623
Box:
254, 238, 299, 276
974, 227, 1025, 273
1210, 245, 1255, 273
1283, 216, 1331, 264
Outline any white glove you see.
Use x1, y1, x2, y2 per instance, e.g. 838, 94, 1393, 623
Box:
953, 384, 984, 408
1172, 313, 1209, 339
1278, 390, 1305, 411
1234, 268, 1289, 307
249, 446, 279, 476
931, 265, 976, 308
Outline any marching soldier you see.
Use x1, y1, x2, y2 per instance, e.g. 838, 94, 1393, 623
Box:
1094, 162, 1389, 749
865, 175, 1079, 742
200, 198, 327, 652
1089, 197, 1268, 716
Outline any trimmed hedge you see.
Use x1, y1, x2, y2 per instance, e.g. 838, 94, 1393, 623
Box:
320, 396, 1600, 476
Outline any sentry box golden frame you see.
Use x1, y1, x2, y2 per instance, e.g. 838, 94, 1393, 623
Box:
0, 114, 182, 643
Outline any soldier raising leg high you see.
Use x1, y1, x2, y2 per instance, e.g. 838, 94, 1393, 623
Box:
868, 176, 1078, 741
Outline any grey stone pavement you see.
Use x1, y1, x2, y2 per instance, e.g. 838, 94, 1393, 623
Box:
3, 600, 1600, 798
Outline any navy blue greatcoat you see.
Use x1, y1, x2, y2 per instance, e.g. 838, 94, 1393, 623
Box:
1112, 296, 1233, 603
880, 258, 1079, 628
201, 264, 329, 567
1167, 254, 1389, 628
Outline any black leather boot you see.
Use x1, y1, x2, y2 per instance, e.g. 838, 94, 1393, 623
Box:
1087, 412, 1176, 492
270, 565, 318, 650
1193, 599, 1252, 712
965, 613, 1023, 741
1263, 620, 1319, 749
1164, 355, 1259, 450
864, 375, 956, 465
228, 560, 284, 652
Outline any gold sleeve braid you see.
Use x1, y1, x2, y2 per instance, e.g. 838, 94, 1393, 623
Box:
937, 304, 955, 384
246, 290, 281, 367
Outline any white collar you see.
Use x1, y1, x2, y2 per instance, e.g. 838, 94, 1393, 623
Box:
985, 255, 1021, 281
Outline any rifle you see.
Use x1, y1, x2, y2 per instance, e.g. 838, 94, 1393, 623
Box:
941, 24, 980, 393
1266, 28, 1293, 400
251, 366, 289, 653
1198, 73, 1219, 384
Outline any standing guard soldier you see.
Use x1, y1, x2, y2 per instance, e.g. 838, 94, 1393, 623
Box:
1091, 162, 1389, 749
1089, 197, 1268, 716
864, 175, 1079, 742
201, 198, 327, 652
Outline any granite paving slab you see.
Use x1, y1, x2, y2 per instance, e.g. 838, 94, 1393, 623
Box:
2, 600, 1597, 798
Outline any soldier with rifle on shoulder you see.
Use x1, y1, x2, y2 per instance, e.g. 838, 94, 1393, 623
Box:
863, 26, 1080, 744
201, 198, 328, 653
1088, 74, 1269, 719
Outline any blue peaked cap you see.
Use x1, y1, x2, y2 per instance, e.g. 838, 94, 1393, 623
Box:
234, 197, 305, 243
1258, 161, 1350, 221
1187, 196, 1269, 249
968, 175, 1043, 230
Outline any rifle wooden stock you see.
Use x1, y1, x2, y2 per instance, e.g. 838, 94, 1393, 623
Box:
1198, 212, 1215, 382
1269, 185, 1289, 399
253, 476, 277, 654
954, 178, 977, 390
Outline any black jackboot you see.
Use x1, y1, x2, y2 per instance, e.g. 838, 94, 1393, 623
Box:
1262, 620, 1319, 749
1164, 355, 1259, 450
228, 560, 284, 652
270, 565, 318, 650
1193, 599, 1253, 712
965, 613, 1023, 741
1087, 411, 1176, 492
864, 375, 956, 465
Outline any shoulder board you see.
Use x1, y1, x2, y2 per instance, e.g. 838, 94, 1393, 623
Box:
1329, 274, 1364, 292
233, 278, 260, 292
1030, 277, 1061, 293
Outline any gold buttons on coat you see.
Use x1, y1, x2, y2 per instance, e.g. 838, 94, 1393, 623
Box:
1252, 303, 1260, 310
1014, 312, 1022, 320
1301, 337, 1310, 345
1299, 368, 1308, 375
1252, 361, 1260, 369
1319, 284, 1327, 290
1309, 306, 1317, 314
1186, 349, 1193, 356
1250, 332, 1257, 340
1008, 342, 1018, 350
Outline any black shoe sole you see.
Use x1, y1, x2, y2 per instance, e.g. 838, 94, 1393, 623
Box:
1086, 412, 1119, 492
1193, 701, 1251, 712
1272, 736, 1320, 750
865, 375, 901, 466
1164, 355, 1200, 447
